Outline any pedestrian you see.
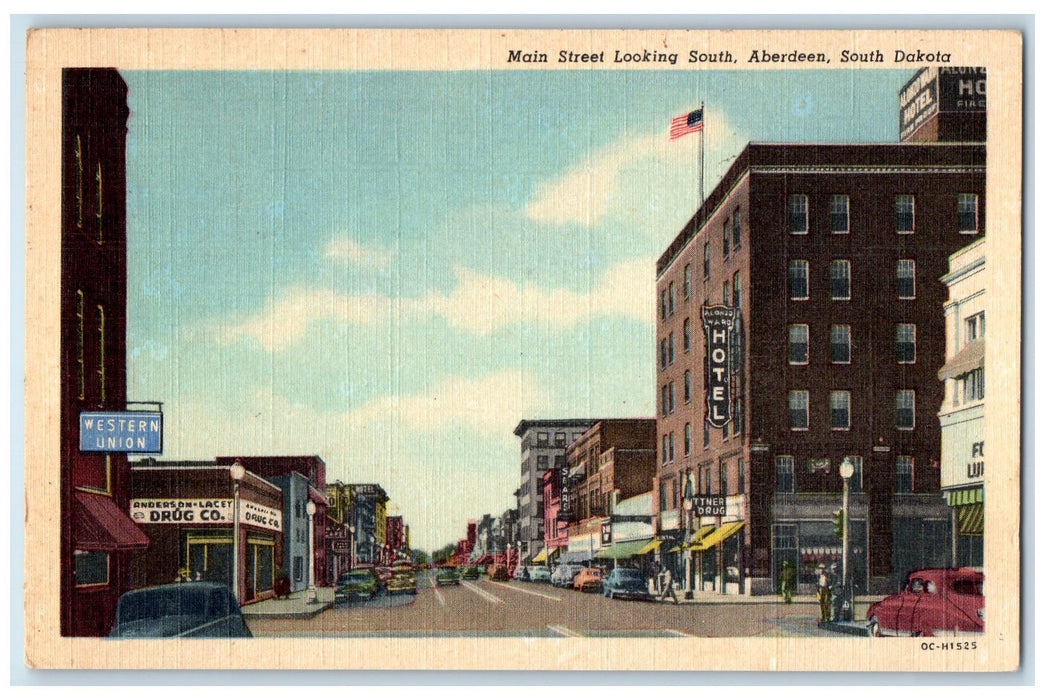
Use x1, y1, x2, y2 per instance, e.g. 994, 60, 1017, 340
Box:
658, 565, 679, 605
780, 561, 795, 604
817, 564, 832, 624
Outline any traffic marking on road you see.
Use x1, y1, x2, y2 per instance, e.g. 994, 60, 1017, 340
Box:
547, 624, 582, 637
487, 581, 562, 601
461, 580, 504, 604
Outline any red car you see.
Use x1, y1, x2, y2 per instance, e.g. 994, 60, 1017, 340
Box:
867, 568, 984, 637
572, 567, 604, 593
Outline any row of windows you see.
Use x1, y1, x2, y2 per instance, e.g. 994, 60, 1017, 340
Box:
74, 290, 107, 403
661, 270, 745, 321
788, 389, 916, 431
658, 459, 748, 511
775, 455, 915, 494
787, 258, 917, 301
660, 204, 743, 321
788, 193, 979, 235
788, 323, 917, 365
534, 431, 585, 447
660, 402, 745, 463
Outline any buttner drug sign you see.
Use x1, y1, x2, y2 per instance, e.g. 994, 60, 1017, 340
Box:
702, 305, 736, 429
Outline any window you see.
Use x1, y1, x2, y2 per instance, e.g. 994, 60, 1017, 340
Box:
958, 193, 979, 233
683, 318, 692, 352
668, 332, 675, 365
661, 385, 670, 417
738, 458, 745, 493
897, 259, 916, 299
789, 390, 809, 430
789, 324, 809, 364
294, 556, 304, 582
683, 265, 692, 299
733, 271, 742, 310
830, 194, 850, 233
96, 305, 106, 401
896, 456, 914, 494
896, 390, 916, 430
703, 421, 710, 448
74, 550, 108, 586
684, 370, 693, 403
661, 435, 669, 465
829, 259, 851, 300
830, 325, 851, 364
967, 312, 986, 342
684, 423, 692, 456
723, 220, 730, 259
659, 479, 670, 511
829, 391, 851, 430
897, 324, 917, 364
661, 289, 668, 320
669, 282, 677, 316
668, 433, 676, 463
76, 290, 85, 400
733, 207, 742, 249
703, 242, 711, 280
776, 456, 795, 493
660, 338, 668, 370
789, 194, 808, 234
733, 397, 743, 436
789, 260, 809, 300
896, 195, 915, 233
669, 381, 676, 414
722, 281, 730, 306
537, 455, 549, 470
537, 432, 549, 447
845, 455, 865, 491
963, 368, 985, 402
719, 462, 728, 494
554, 432, 566, 447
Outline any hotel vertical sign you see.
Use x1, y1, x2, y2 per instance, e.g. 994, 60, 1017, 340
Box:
702, 305, 736, 429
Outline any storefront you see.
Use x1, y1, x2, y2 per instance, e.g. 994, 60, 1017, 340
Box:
129, 462, 285, 604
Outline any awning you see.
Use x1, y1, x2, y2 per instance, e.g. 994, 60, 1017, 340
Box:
596, 539, 655, 560
559, 550, 592, 564
957, 503, 984, 536
946, 487, 984, 507
74, 490, 149, 551
800, 546, 842, 564
532, 547, 558, 564
938, 339, 985, 380
689, 524, 716, 548
637, 539, 663, 555
692, 521, 745, 551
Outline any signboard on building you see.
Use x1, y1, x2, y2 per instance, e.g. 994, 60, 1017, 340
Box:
79, 411, 163, 453
601, 522, 612, 545
702, 305, 737, 429
940, 409, 986, 490
899, 67, 987, 141
690, 496, 726, 517
130, 498, 282, 532
559, 461, 571, 519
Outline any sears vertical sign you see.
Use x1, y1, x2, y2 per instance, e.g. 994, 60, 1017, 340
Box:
702, 305, 736, 429
80, 411, 163, 453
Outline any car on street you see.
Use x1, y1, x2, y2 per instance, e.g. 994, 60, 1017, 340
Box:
436, 566, 461, 586
335, 568, 381, 601
512, 566, 529, 581
572, 567, 604, 592
460, 565, 481, 580
866, 567, 984, 637
551, 563, 585, 588
601, 567, 653, 600
109, 582, 252, 638
528, 566, 552, 583
387, 563, 417, 595
375, 566, 393, 586
488, 563, 510, 581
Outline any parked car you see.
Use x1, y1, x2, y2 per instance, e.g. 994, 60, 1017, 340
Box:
460, 566, 481, 580
867, 568, 984, 637
551, 563, 585, 588
387, 563, 417, 595
109, 582, 252, 638
572, 567, 604, 592
436, 566, 461, 586
487, 563, 510, 581
528, 566, 552, 583
512, 566, 530, 581
335, 568, 381, 601
375, 566, 393, 586
601, 568, 653, 600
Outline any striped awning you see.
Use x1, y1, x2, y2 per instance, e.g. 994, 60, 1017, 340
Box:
637, 539, 663, 555
689, 524, 716, 548
957, 503, 985, 536
531, 547, 558, 564
946, 487, 984, 507
692, 521, 745, 551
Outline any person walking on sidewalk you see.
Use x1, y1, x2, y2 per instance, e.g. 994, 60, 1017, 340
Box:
658, 565, 679, 604
780, 561, 796, 604
816, 564, 832, 624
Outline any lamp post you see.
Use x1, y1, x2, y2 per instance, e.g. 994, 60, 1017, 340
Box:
229, 460, 245, 604
839, 457, 855, 621
682, 469, 696, 599
349, 524, 356, 571
306, 500, 317, 604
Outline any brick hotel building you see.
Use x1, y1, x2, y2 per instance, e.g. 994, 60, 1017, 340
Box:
655, 68, 986, 596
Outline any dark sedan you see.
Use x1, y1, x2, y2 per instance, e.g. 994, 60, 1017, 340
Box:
109, 582, 252, 638
601, 568, 653, 601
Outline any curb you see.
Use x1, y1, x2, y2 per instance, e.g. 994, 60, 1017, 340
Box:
818, 620, 871, 637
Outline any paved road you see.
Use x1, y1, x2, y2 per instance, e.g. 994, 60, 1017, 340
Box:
248, 571, 848, 638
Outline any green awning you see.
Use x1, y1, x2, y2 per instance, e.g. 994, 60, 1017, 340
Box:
596, 539, 655, 560
957, 503, 984, 536
946, 487, 984, 507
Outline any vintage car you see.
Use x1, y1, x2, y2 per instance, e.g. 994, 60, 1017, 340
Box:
867, 567, 984, 637
487, 563, 510, 581
335, 568, 381, 601
386, 563, 417, 595
528, 566, 552, 583
436, 566, 461, 586
511, 565, 529, 581
109, 582, 252, 638
550, 563, 585, 588
459, 565, 481, 580
572, 567, 604, 592
601, 567, 653, 600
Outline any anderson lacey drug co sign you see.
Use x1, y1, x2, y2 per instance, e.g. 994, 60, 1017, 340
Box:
79, 411, 163, 453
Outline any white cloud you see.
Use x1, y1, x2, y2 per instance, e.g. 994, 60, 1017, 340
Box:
323, 236, 395, 267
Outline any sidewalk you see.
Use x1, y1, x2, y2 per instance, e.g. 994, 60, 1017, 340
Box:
663, 589, 879, 606
241, 587, 335, 619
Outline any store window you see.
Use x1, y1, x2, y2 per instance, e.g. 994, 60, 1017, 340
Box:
74, 550, 109, 586
830, 324, 851, 364
246, 536, 275, 598
896, 456, 914, 494
958, 193, 979, 233
896, 390, 916, 430
897, 259, 916, 299
789, 324, 809, 364
897, 324, 917, 364
789, 390, 809, 430
186, 534, 233, 585
776, 456, 795, 493
789, 260, 809, 300
789, 194, 808, 234
829, 390, 851, 430
830, 259, 851, 300
830, 194, 850, 233
896, 195, 915, 233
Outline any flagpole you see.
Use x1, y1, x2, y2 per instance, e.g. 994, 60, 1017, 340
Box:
699, 100, 705, 205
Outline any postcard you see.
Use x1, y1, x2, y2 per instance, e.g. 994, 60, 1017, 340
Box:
23, 27, 1022, 672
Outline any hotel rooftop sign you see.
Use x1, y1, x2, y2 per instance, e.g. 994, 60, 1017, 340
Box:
79, 411, 163, 453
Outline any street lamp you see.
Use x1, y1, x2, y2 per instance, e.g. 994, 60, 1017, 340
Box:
306, 500, 317, 604
229, 460, 245, 604
839, 457, 855, 621
349, 524, 356, 571
682, 469, 696, 599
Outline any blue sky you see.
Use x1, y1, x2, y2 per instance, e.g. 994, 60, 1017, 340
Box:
123, 68, 912, 552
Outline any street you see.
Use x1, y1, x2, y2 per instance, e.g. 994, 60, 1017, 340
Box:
247, 571, 854, 638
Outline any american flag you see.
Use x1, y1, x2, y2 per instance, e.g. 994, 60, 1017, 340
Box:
670, 108, 704, 140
